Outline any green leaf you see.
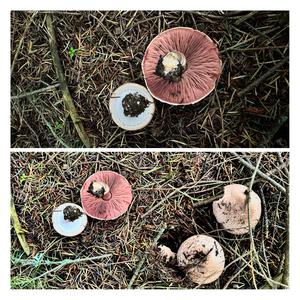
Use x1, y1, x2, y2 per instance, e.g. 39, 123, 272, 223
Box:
68, 47, 76, 60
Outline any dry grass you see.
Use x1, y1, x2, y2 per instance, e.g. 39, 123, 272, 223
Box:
11, 11, 289, 148
11, 152, 289, 289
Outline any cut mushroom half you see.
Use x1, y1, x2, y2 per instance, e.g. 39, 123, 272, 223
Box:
52, 203, 87, 237
212, 184, 262, 235
177, 234, 225, 285
109, 83, 155, 131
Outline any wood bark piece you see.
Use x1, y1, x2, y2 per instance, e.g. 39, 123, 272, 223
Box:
46, 14, 91, 148
11, 200, 30, 256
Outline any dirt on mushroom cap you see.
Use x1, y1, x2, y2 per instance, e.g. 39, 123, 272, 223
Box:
212, 184, 262, 235
177, 234, 225, 285
63, 205, 83, 221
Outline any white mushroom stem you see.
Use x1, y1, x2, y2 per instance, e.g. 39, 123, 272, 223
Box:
161, 51, 186, 75
158, 245, 176, 263
89, 181, 110, 198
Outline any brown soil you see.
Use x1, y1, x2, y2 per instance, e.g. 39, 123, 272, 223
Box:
63, 205, 83, 221
122, 92, 150, 117
155, 55, 186, 82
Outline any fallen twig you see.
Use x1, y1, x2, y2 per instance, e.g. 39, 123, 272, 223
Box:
238, 56, 289, 97
11, 83, 60, 100
232, 153, 286, 193
31, 254, 112, 281
128, 223, 167, 289
11, 12, 37, 75
10, 200, 30, 256
46, 14, 91, 147
193, 194, 222, 208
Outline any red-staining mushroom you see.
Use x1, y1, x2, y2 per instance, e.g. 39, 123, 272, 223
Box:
177, 235, 225, 285
142, 27, 222, 105
212, 184, 262, 235
80, 171, 132, 220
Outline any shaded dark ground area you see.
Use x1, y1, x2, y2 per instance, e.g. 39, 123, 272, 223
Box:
11, 152, 289, 288
11, 11, 289, 148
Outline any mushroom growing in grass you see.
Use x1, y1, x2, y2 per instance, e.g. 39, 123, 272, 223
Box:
109, 83, 155, 131
52, 203, 87, 237
142, 27, 222, 105
81, 171, 132, 220
212, 184, 262, 235
177, 234, 225, 285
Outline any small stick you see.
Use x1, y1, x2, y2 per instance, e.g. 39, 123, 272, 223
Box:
31, 254, 112, 281
277, 152, 289, 177
193, 194, 221, 208
128, 223, 167, 289
247, 153, 274, 288
141, 187, 184, 219
258, 184, 269, 239
232, 152, 286, 193
10, 200, 30, 256
11, 83, 60, 100
281, 185, 289, 288
11, 12, 37, 75
27, 96, 71, 148
238, 56, 289, 97
246, 153, 263, 288
46, 14, 91, 147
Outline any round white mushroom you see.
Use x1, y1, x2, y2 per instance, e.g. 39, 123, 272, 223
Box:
109, 83, 155, 131
52, 203, 87, 237
177, 234, 225, 285
212, 184, 262, 235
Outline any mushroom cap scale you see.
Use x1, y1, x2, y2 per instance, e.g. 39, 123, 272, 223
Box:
212, 184, 262, 235
81, 171, 132, 220
142, 27, 222, 105
52, 203, 87, 237
177, 234, 225, 285
109, 83, 155, 131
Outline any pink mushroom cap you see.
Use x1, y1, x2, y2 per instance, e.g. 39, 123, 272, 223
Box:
177, 234, 225, 285
212, 184, 262, 235
142, 27, 222, 105
81, 171, 132, 220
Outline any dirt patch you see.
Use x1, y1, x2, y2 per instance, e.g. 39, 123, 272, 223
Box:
155, 55, 186, 82
122, 93, 150, 117
63, 205, 83, 221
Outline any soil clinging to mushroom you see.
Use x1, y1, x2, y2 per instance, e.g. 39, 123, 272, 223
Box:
122, 93, 150, 117
63, 205, 83, 221
87, 181, 106, 198
155, 55, 186, 82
